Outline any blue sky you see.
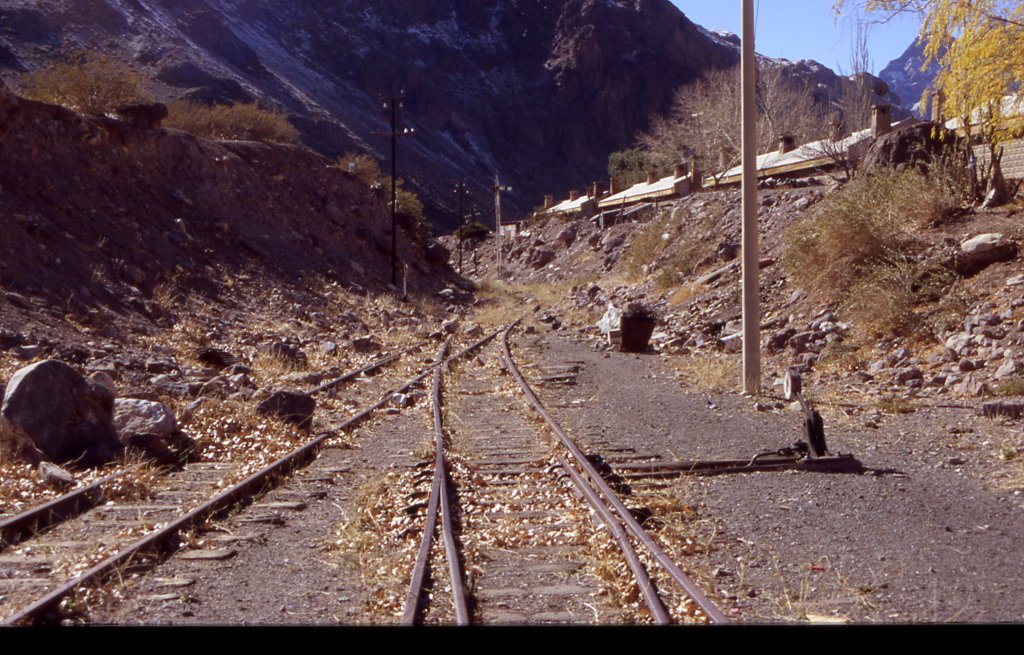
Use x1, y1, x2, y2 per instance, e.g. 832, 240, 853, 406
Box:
670, 1, 923, 74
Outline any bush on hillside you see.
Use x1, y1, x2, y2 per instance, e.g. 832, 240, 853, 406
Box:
338, 151, 383, 185
164, 100, 299, 143
337, 152, 431, 243
782, 168, 959, 339
455, 221, 490, 241
20, 51, 153, 115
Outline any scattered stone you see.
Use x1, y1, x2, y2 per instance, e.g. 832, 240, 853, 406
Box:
37, 461, 75, 489
114, 398, 177, 440
720, 332, 742, 353
556, 224, 578, 246
977, 400, 1024, 419
12, 344, 41, 360
765, 329, 794, 356
351, 336, 379, 353
145, 360, 178, 374
256, 391, 316, 428
114, 398, 192, 465
261, 341, 308, 367
319, 341, 338, 357
955, 233, 1018, 275
89, 371, 116, 396
894, 368, 924, 385
442, 318, 460, 334
956, 373, 991, 397
195, 347, 236, 370
995, 359, 1020, 379
0, 360, 123, 466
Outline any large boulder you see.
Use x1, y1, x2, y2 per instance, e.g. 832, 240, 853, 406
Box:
955, 233, 1018, 275
0, 360, 123, 466
256, 390, 316, 428
114, 398, 194, 466
861, 122, 953, 175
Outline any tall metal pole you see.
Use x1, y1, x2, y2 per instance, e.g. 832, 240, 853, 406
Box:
741, 0, 761, 394
455, 180, 466, 275
494, 174, 502, 279
374, 94, 413, 289
389, 102, 398, 288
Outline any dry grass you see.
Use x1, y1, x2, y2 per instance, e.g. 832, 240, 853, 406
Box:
876, 395, 918, 415
165, 100, 299, 144
782, 168, 957, 338
186, 401, 310, 483
667, 283, 702, 307
672, 353, 739, 394
994, 377, 1024, 397
327, 463, 428, 623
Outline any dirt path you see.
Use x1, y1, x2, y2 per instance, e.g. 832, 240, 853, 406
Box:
533, 331, 1024, 623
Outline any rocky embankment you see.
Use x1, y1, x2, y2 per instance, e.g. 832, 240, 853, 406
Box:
458, 182, 1024, 423
0, 86, 457, 478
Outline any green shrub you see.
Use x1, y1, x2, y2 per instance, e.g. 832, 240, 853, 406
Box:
165, 100, 298, 143
21, 50, 152, 114
455, 221, 490, 240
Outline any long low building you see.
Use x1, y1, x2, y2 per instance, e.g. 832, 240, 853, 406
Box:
542, 162, 696, 220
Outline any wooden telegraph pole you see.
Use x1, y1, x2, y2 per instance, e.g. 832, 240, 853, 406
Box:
375, 93, 414, 289
493, 175, 511, 279
741, 0, 761, 394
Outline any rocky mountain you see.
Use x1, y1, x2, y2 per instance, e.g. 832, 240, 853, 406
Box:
0, 0, 739, 227
0, 0, 928, 230
879, 39, 942, 118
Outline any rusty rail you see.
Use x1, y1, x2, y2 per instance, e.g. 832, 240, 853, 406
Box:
0, 345, 424, 556
3, 329, 503, 626
400, 324, 516, 624
500, 328, 728, 624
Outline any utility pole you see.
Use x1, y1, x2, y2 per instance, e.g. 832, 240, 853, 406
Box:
741, 0, 761, 394
493, 174, 512, 279
454, 180, 468, 275
374, 93, 414, 288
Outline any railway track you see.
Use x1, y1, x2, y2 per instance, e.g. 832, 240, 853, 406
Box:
2, 323, 725, 625
0, 333, 501, 625
401, 326, 727, 625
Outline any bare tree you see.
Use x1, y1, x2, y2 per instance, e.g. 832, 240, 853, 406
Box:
639, 64, 830, 184
756, 61, 830, 146
638, 67, 742, 185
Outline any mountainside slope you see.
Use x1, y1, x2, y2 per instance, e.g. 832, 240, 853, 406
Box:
0, 85, 454, 398
0, 0, 739, 225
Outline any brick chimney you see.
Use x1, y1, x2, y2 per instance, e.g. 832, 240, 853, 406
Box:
778, 135, 796, 154
646, 172, 656, 184
591, 181, 603, 198
609, 176, 622, 194
872, 104, 892, 137
543, 194, 554, 210
569, 190, 579, 201
673, 162, 686, 178
931, 90, 945, 123
689, 160, 701, 190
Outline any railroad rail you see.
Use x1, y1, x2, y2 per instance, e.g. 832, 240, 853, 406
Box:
0, 343, 427, 553
399, 325, 726, 624
1, 330, 503, 626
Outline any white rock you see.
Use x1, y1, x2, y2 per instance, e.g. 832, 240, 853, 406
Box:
114, 399, 177, 438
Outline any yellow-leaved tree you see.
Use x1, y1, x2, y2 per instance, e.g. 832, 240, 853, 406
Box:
837, 0, 1024, 202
